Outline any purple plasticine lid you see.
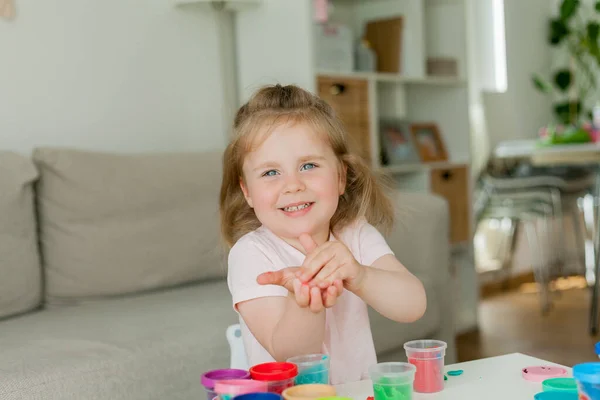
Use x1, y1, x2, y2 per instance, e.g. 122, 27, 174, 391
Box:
201, 369, 250, 389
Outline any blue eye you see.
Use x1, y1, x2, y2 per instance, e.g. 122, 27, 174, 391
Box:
262, 170, 278, 177
301, 163, 317, 171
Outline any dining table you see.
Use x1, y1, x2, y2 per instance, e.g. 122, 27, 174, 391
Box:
494, 139, 600, 335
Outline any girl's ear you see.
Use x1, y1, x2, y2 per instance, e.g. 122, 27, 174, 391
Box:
239, 178, 254, 208
338, 163, 347, 195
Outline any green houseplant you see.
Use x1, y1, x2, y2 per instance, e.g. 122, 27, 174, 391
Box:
532, 0, 600, 143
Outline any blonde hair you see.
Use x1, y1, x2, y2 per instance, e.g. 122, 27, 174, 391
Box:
219, 84, 394, 247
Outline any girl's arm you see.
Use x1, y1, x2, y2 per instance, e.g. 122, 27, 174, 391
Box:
230, 235, 341, 362
237, 293, 326, 362
352, 255, 427, 323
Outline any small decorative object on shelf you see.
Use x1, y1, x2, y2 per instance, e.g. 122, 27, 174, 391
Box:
314, 22, 354, 73
364, 16, 404, 74
313, 0, 329, 23
410, 123, 448, 162
355, 39, 377, 72
426, 57, 458, 77
0, 0, 14, 20
379, 119, 420, 166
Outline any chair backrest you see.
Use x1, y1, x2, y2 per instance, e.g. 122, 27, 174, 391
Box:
226, 323, 249, 370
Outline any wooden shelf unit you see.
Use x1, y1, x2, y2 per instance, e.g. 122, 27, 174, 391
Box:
314, 0, 473, 245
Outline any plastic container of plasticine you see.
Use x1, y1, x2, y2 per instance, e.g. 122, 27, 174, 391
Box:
542, 378, 578, 393
250, 362, 298, 394
369, 362, 416, 400
316, 397, 353, 400
214, 379, 268, 400
404, 340, 447, 394
233, 393, 283, 400
282, 384, 336, 400
287, 354, 330, 385
534, 392, 578, 400
201, 369, 251, 400
573, 362, 600, 400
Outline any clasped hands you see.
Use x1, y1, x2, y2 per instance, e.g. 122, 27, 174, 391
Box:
256, 233, 365, 313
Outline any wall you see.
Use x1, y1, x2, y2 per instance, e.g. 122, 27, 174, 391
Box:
0, 0, 227, 154
236, 0, 315, 103
482, 0, 553, 150
468, 0, 552, 179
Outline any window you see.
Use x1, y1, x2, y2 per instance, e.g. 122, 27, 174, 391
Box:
492, 0, 507, 92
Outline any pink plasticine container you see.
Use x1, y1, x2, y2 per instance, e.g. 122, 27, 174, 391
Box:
214, 379, 268, 400
404, 340, 447, 394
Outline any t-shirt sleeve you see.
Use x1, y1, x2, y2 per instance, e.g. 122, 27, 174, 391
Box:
358, 220, 395, 266
227, 237, 288, 311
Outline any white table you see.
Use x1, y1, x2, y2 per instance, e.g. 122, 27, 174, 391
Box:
494, 139, 600, 165
334, 353, 572, 400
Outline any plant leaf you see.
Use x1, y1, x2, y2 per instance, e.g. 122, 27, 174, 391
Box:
588, 21, 600, 43
596, 1, 600, 12
560, 0, 580, 21
554, 101, 582, 124
554, 69, 572, 91
532, 75, 552, 93
550, 19, 570, 45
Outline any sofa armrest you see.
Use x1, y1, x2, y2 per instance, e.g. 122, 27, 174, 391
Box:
384, 191, 457, 363
386, 192, 451, 281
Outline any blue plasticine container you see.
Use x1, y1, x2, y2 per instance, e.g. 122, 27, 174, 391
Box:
595, 342, 600, 359
233, 393, 283, 400
286, 354, 330, 385
573, 363, 600, 400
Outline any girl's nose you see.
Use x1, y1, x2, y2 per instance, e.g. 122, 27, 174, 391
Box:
284, 173, 305, 193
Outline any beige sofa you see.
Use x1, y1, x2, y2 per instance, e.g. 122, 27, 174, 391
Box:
0, 148, 455, 400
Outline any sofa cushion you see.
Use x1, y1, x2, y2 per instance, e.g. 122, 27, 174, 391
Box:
0, 281, 239, 400
33, 148, 226, 303
0, 152, 42, 319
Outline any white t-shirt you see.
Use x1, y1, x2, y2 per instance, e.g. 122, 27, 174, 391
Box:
227, 218, 394, 384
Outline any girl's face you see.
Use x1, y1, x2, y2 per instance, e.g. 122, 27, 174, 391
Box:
240, 122, 345, 249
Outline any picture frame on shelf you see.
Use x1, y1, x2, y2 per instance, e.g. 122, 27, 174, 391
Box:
379, 119, 420, 165
410, 123, 448, 162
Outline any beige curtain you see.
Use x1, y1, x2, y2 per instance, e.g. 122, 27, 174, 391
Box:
0, 0, 14, 19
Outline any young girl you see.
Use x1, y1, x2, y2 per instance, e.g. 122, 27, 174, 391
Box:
220, 84, 427, 385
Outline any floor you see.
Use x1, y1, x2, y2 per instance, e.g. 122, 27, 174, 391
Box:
456, 282, 599, 366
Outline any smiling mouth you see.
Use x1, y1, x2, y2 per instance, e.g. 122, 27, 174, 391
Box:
280, 202, 313, 212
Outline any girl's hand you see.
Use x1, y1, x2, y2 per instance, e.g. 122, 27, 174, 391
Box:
296, 235, 366, 292
257, 270, 343, 313
256, 233, 344, 313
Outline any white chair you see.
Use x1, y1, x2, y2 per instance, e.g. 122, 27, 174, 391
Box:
226, 324, 249, 370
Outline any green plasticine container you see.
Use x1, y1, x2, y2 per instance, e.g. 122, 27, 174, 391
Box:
542, 378, 578, 393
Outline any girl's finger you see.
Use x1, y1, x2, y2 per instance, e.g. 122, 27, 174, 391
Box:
309, 286, 324, 313
333, 279, 344, 293
316, 267, 348, 290
311, 259, 341, 288
295, 280, 310, 308
323, 285, 338, 308
299, 233, 319, 254
299, 247, 335, 283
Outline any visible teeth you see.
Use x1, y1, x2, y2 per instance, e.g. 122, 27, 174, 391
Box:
283, 203, 310, 212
